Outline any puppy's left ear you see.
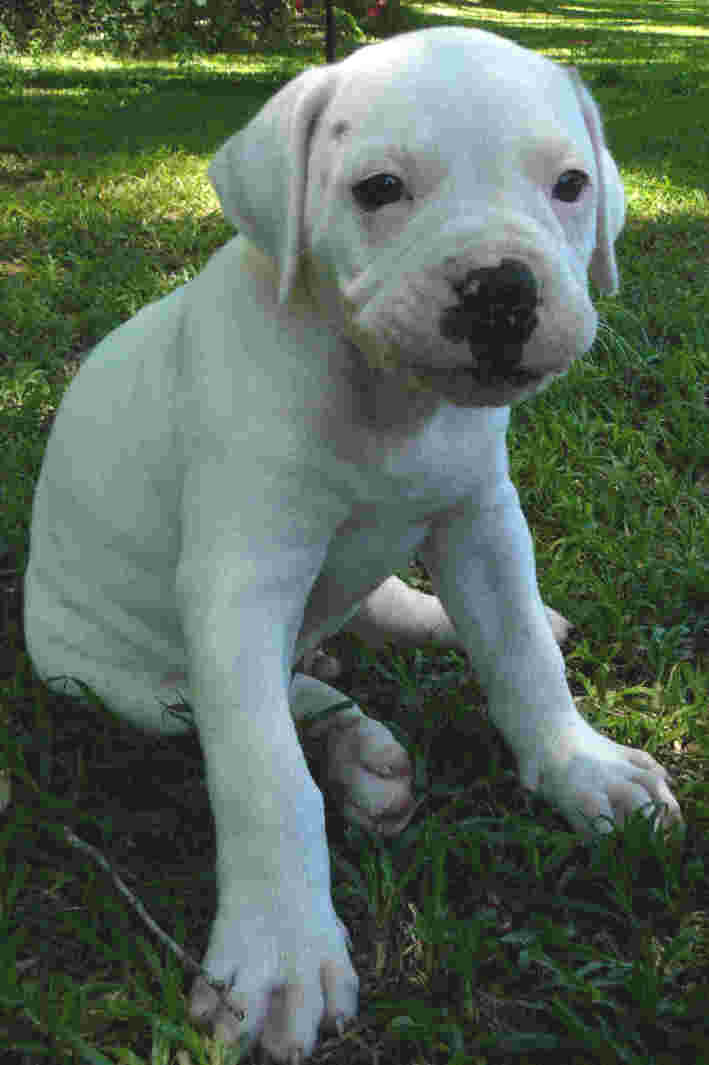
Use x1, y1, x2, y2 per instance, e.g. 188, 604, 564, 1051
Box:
568, 70, 625, 294
209, 65, 337, 303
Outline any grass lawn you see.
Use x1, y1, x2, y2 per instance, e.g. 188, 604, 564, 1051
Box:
1, 1, 708, 1062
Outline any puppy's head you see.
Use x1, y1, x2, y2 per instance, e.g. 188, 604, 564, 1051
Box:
210, 27, 624, 408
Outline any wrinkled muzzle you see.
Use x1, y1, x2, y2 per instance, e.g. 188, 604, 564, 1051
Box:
338, 212, 598, 404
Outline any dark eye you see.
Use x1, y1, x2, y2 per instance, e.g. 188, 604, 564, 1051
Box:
352, 173, 405, 211
552, 169, 589, 203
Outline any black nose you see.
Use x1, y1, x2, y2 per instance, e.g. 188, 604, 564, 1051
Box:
440, 258, 539, 374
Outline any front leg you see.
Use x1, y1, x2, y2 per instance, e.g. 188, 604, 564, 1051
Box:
423, 485, 682, 835
176, 500, 357, 1061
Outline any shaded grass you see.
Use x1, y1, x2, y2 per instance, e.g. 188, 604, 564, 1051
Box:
1, 0, 708, 1062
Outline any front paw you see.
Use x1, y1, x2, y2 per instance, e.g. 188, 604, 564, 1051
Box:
523, 719, 682, 835
189, 893, 358, 1062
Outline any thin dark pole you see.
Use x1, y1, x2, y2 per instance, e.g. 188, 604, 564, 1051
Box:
325, 0, 335, 62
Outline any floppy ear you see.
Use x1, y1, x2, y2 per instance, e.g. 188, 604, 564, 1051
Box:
568, 69, 625, 294
209, 66, 337, 303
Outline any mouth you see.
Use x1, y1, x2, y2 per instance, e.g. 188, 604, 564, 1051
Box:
407, 359, 543, 391
400, 359, 547, 408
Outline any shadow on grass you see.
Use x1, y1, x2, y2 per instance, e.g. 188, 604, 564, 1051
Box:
1, 69, 278, 171
0, 0, 707, 180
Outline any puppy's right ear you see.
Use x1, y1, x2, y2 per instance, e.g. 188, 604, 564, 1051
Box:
567, 69, 625, 294
209, 66, 337, 304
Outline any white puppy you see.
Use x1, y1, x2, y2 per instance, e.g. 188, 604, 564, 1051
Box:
25, 27, 680, 1063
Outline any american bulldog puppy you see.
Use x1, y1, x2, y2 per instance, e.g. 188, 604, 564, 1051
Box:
25, 26, 680, 1063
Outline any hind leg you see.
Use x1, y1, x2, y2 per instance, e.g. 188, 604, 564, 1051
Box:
344, 576, 459, 649
346, 576, 570, 648
290, 673, 416, 835
305, 576, 570, 679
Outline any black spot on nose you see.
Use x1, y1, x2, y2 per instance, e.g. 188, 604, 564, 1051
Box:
440, 258, 539, 376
